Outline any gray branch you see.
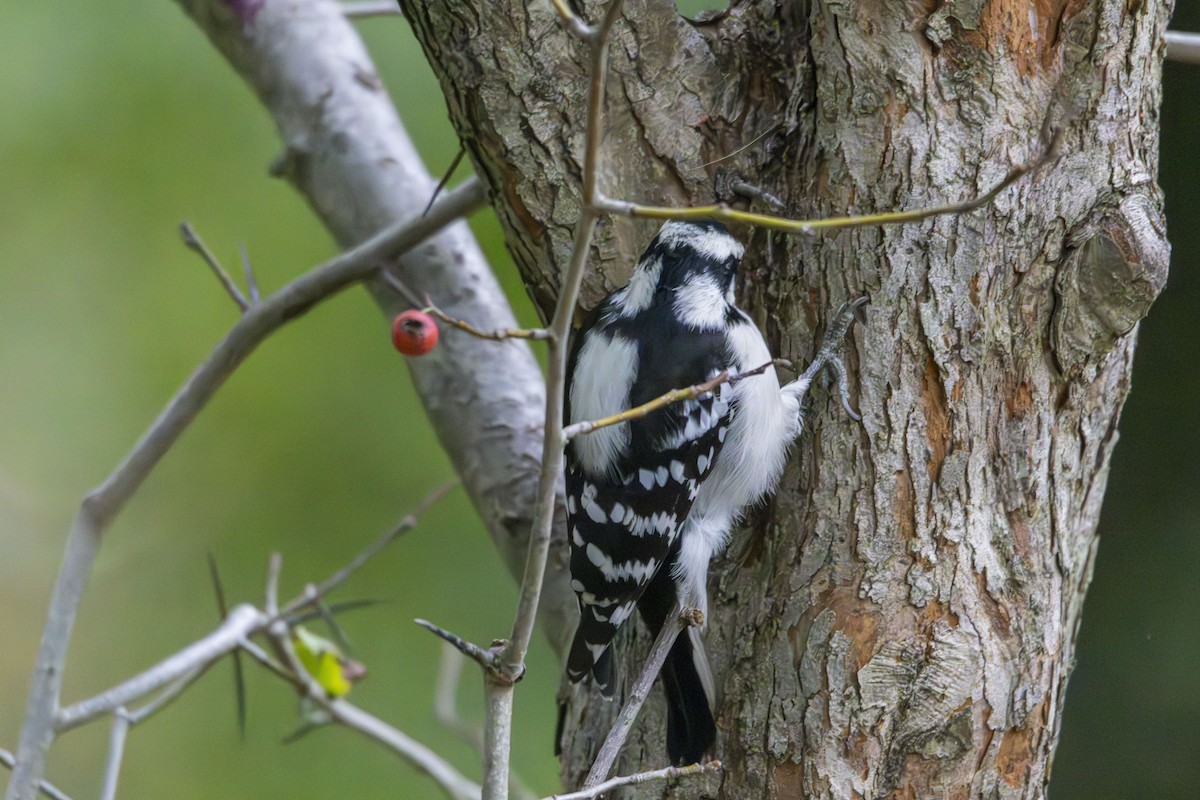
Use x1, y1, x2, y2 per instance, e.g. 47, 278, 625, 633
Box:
176, 0, 576, 664
1166, 31, 1200, 64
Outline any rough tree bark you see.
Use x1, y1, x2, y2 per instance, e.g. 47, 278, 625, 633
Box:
401, 0, 1171, 798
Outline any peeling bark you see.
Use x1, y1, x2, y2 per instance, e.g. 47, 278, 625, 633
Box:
401, 0, 1170, 796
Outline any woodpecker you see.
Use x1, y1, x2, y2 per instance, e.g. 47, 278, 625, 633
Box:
562, 219, 862, 764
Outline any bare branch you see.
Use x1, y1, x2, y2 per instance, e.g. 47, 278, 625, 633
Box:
434, 644, 484, 751
377, 271, 550, 341
547, 761, 721, 800
179, 221, 250, 311
423, 147, 467, 217
0, 751, 72, 800
1166, 31, 1200, 64
55, 605, 266, 733
598, 132, 1060, 235
6, 175, 484, 799
562, 361, 777, 442
272, 625, 481, 800
483, 3, 627, 798
583, 607, 702, 788
415, 620, 502, 673
125, 667, 210, 725
281, 482, 457, 617
340, 1, 401, 17
265, 553, 283, 618
421, 298, 551, 342
97, 711, 130, 800
433, 646, 538, 800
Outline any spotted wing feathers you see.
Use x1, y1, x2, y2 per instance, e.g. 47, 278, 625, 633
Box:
565, 390, 729, 694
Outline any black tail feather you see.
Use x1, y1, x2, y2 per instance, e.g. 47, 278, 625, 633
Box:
661, 630, 716, 765
638, 561, 716, 765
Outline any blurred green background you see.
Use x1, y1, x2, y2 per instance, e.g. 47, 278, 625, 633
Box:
0, 3, 1195, 799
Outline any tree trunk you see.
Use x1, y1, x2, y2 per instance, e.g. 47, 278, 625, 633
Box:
401, 1, 1170, 797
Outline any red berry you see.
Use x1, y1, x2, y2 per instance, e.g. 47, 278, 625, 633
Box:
392, 310, 439, 356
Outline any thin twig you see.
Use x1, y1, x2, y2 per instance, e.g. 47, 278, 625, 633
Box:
1166, 31, 1200, 64
55, 605, 267, 733
266, 553, 283, 617
424, 147, 467, 217
547, 761, 721, 800
415, 620, 501, 673
599, 131, 1061, 234
546, 0, 593, 39
730, 180, 784, 210
340, 1, 402, 17
239, 243, 261, 306
5, 180, 484, 796
125, 666, 210, 725
97, 711, 130, 800
179, 222, 250, 311
690, 126, 777, 170
484, 3, 626, 799
272, 625, 481, 800
0, 750, 73, 800
239, 638, 302, 687
434, 644, 484, 751
422, 296, 551, 342
10, 174, 484, 798
280, 482, 457, 617
583, 606, 701, 788
562, 361, 775, 441
433, 646, 538, 800
378, 271, 551, 338
207, 552, 247, 736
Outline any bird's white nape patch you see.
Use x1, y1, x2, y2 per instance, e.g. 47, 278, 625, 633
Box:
570, 333, 638, 478
656, 221, 744, 262
614, 256, 661, 317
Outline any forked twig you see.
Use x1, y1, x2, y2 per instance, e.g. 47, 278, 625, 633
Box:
0, 749, 73, 800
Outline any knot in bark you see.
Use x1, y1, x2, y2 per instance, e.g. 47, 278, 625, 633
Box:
1052, 189, 1169, 378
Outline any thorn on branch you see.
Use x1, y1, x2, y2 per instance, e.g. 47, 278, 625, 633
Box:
0, 747, 76, 800
179, 222, 250, 311
424, 147, 467, 218
414, 619, 507, 676
239, 243, 261, 306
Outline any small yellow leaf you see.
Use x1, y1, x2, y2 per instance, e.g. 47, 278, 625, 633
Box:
293, 626, 354, 697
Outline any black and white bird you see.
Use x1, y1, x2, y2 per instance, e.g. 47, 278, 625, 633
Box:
562, 219, 861, 765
